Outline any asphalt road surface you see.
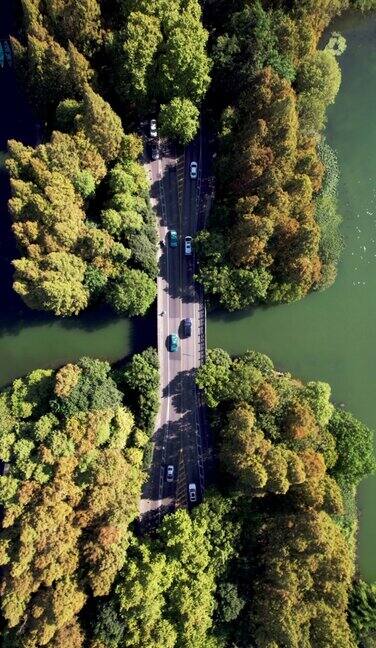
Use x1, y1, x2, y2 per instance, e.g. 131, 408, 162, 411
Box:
140, 131, 212, 524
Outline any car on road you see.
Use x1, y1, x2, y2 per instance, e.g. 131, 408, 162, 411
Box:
190, 161, 198, 179
150, 118, 157, 138
183, 317, 192, 337
151, 142, 159, 160
166, 465, 174, 482
169, 333, 179, 352
184, 236, 192, 255
169, 230, 178, 247
188, 483, 197, 503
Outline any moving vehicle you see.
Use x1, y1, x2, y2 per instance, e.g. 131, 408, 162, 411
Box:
184, 236, 192, 255
169, 333, 179, 352
150, 118, 157, 138
169, 230, 178, 248
151, 143, 159, 160
183, 317, 192, 337
166, 465, 174, 482
188, 483, 197, 503
190, 161, 198, 179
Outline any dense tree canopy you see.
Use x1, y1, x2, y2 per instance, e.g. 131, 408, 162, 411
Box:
0, 355, 159, 647
196, 348, 375, 647
111, 0, 210, 137
7, 0, 160, 317
197, 0, 345, 309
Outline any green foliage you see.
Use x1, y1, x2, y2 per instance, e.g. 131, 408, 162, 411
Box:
196, 348, 232, 408
94, 497, 240, 648
44, 0, 102, 55
93, 600, 124, 647
330, 409, 376, 487
8, 4, 158, 318
200, 0, 345, 310
297, 50, 342, 132
13, 252, 90, 316
121, 348, 160, 435
52, 357, 123, 418
79, 85, 124, 163
73, 169, 96, 198
56, 98, 82, 131
107, 268, 156, 316
217, 582, 245, 623
348, 580, 376, 643
159, 97, 200, 145
195, 348, 374, 647
0, 356, 148, 646
112, 0, 210, 140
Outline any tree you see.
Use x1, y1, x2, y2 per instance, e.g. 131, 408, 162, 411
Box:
79, 85, 124, 162
297, 50, 341, 132
121, 348, 160, 434
196, 348, 232, 408
45, 0, 102, 54
329, 409, 376, 487
217, 582, 245, 623
25, 29, 72, 111
159, 97, 199, 145
93, 600, 124, 648
107, 269, 156, 316
348, 580, 376, 643
115, 11, 162, 105
157, 1, 211, 104
0, 357, 146, 647
13, 252, 90, 316
52, 357, 123, 417
112, 0, 210, 117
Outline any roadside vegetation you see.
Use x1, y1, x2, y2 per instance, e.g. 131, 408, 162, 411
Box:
2, 349, 373, 647
6, 0, 210, 316
0, 349, 159, 647
3, 2, 376, 648
195, 0, 359, 310
194, 348, 375, 647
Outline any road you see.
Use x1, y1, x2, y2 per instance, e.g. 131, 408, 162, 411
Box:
140, 131, 212, 523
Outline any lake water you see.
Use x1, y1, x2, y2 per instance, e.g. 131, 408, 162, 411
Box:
208, 11, 376, 581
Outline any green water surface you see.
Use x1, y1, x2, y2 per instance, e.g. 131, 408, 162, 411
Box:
208, 11, 376, 581
0, 310, 134, 388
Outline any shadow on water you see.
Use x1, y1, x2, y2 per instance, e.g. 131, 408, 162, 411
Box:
208, 301, 277, 326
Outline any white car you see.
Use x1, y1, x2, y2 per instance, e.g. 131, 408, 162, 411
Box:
188, 483, 197, 503
166, 465, 174, 482
190, 161, 198, 179
184, 236, 192, 255
150, 118, 157, 138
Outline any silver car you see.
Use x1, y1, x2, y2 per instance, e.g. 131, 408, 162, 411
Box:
150, 118, 157, 138
188, 483, 197, 502
190, 161, 198, 179
184, 236, 192, 255
166, 465, 174, 482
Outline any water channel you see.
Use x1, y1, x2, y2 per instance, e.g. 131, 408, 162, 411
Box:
208, 11, 376, 581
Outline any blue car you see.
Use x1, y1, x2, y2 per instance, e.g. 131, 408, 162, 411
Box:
169, 230, 178, 248
169, 333, 179, 352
